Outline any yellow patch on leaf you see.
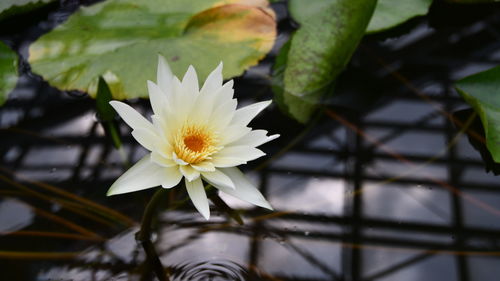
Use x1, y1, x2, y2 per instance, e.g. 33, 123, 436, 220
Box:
185, 3, 276, 54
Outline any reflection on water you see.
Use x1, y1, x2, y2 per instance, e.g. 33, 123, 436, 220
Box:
2, 1, 500, 281
0, 198, 34, 232
170, 260, 261, 281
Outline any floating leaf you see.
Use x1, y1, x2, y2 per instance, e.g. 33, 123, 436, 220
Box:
274, 0, 376, 123
29, 0, 276, 99
456, 66, 500, 163
0, 41, 18, 105
0, 0, 55, 21
445, 0, 500, 3
366, 0, 433, 33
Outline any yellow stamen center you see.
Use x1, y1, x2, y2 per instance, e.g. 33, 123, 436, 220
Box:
184, 135, 205, 152
173, 125, 219, 164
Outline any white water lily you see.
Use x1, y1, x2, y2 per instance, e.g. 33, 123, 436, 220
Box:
107, 56, 278, 219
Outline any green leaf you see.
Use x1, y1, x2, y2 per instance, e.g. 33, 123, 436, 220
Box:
29, 0, 276, 99
96, 77, 122, 149
445, 0, 500, 3
366, 0, 433, 34
272, 40, 290, 117
456, 66, 500, 163
0, 42, 18, 105
275, 0, 376, 123
0, 0, 55, 21
96, 77, 115, 122
452, 109, 500, 175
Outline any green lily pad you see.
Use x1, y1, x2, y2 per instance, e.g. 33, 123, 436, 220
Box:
0, 42, 18, 105
29, 0, 276, 99
456, 66, 500, 163
274, 0, 376, 123
0, 0, 55, 21
367, 0, 433, 34
445, 0, 500, 3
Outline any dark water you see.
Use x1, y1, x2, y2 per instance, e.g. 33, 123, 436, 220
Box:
2, 1, 500, 281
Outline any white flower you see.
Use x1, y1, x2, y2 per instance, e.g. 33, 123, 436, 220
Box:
107, 56, 279, 219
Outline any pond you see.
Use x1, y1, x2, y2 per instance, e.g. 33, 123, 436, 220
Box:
1, 1, 500, 281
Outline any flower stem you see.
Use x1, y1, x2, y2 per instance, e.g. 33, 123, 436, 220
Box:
137, 188, 169, 281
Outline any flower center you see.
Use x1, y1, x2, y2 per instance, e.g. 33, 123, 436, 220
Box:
173, 125, 219, 164
183, 135, 205, 152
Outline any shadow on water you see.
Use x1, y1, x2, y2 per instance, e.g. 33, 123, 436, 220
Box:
2, 1, 500, 280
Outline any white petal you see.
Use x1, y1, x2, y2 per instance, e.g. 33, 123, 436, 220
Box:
131, 128, 157, 151
171, 76, 185, 113
161, 166, 183, 189
185, 177, 210, 220
172, 75, 197, 121
215, 80, 234, 102
220, 125, 251, 145
210, 99, 237, 130
228, 130, 279, 147
150, 132, 173, 158
157, 55, 173, 97
202, 169, 235, 189
200, 62, 223, 96
172, 152, 188, 165
214, 146, 265, 164
182, 65, 199, 96
152, 114, 178, 145
151, 114, 166, 136
211, 157, 247, 168
107, 154, 163, 196
191, 63, 223, 123
147, 80, 167, 116
151, 150, 176, 167
192, 77, 234, 125
109, 101, 154, 132
217, 167, 272, 210
190, 94, 213, 124
180, 165, 201, 182
230, 100, 271, 127
192, 161, 216, 172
